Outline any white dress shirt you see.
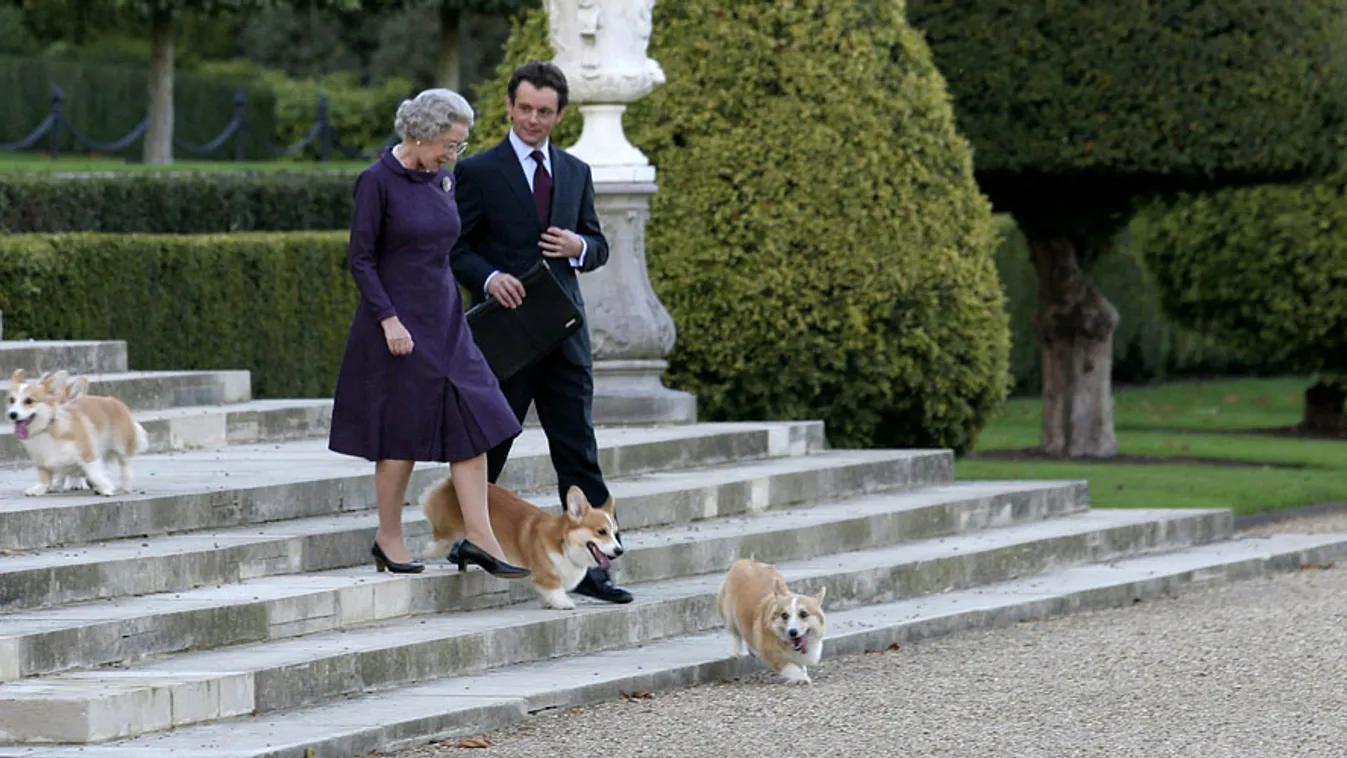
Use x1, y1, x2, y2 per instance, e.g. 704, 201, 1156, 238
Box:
481, 129, 588, 296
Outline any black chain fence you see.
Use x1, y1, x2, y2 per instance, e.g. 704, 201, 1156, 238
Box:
0, 84, 397, 161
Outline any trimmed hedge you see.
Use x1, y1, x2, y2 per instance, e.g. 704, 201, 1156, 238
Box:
0, 171, 360, 233
1131, 176, 1347, 376
467, 0, 1012, 452
0, 55, 278, 161
905, 0, 1347, 231
0, 232, 357, 400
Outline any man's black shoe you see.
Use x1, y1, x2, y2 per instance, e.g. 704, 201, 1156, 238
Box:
572, 566, 634, 604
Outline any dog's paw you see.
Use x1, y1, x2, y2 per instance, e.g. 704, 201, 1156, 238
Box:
23, 484, 49, 497
540, 590, 577, 610
779, 665, 812, 685
91, 484, 117, 497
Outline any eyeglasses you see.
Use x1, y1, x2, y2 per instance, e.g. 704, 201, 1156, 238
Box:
439, 140, 469, 156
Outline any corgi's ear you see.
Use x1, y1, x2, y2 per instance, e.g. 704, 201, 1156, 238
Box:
10, 369, 25, 386
813, 585, 827, 606
40, 370, 69, 393
598, 496, 615, 514
564, 485, 590, 521
66, 376, 89, 400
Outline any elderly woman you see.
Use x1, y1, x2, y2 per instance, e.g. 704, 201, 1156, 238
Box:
328, 88, 529, 580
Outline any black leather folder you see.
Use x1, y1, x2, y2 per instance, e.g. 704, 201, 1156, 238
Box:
465, 260, 584, 382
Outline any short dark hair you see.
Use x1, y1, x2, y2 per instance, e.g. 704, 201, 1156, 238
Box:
507, 60, 570, 111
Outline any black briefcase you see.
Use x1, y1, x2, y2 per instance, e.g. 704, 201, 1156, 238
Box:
465, 260, 584, 382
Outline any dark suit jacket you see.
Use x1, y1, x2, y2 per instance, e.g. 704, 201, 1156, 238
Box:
451, 136, 610, 368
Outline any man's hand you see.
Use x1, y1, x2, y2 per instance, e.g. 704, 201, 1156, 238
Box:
540, 227, 583, 260
487, 272, 526, 309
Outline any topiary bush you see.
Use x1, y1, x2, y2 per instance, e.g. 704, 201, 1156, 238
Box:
1132, 176, 1347, 431
468, 0, 1012, 453
905, 0, 1347, 456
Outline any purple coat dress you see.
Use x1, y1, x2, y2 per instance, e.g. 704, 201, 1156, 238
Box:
328, 149, 523, 463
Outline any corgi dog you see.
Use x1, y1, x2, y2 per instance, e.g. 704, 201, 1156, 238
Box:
717, 558, 828, 685
6, 369, 148, 497
421, 480, 624, 610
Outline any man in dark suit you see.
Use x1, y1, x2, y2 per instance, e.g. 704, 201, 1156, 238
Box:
449, 60, 632, 605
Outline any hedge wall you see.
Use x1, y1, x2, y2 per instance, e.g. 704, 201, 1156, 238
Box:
0, 171, 360, 233
0, 55, 278, 161
0, 232, 356, 400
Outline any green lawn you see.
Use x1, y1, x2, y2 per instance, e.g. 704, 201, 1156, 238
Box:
0, 152, 368, 174
956, 377, 1347, 516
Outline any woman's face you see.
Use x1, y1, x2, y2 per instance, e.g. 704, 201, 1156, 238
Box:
409, 121, 469, 172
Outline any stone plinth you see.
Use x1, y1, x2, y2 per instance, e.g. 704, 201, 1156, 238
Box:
582, 181, 695, 425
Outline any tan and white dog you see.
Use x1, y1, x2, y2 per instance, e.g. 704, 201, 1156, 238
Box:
717, 558, 828, 685
421, 480, 624, 610
6, 369, 148, 497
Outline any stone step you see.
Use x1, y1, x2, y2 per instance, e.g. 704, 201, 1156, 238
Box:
0, 454, 997, 616
0, 420, 830, 555
0, 478, 1075, 681
0, 399, 334, 469
0, 341, 129, 376
0, 370, 251, 412
24, 531, 1338, 758
0, 506, 1232, 744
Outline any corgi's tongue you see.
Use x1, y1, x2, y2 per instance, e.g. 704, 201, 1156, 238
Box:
792, 633, 809, 653
14, 419, 29, 440
587, 543, 611, 571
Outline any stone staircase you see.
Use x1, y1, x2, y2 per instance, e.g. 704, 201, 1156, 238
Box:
1, 339, 1345, 758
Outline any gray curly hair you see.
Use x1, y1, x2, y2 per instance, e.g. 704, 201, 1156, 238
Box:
393, 88, 475, 142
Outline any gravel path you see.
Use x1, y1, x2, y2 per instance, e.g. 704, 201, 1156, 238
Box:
392, 512, 1347, 758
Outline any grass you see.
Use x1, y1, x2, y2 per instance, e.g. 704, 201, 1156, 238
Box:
0, 152, 368, 174
956, 377, 1347, 516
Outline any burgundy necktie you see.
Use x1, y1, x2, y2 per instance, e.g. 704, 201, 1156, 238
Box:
530, 149, 552, 227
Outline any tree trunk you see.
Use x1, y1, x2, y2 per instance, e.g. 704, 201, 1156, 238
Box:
1301, 380, 1347, 434
1029, 233, 1121, 457
143, 7, 174, 165
437, 4, 462, 91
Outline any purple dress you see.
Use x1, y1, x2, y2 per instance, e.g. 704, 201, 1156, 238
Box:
328, 149, 523, 463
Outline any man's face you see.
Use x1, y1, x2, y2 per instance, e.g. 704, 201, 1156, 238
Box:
507, 80, 565, 148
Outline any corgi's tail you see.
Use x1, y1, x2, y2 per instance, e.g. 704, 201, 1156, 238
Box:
132, 421, 149, 455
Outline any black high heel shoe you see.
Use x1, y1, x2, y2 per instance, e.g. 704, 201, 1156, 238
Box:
371, 541, 425, 574
455, 540, 530, 579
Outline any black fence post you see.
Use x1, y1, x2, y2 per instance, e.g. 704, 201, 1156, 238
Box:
49, 85, 64, 160
317, 94, 331, 162
233, 89, 248, 162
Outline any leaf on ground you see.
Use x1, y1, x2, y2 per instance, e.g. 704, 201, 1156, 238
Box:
865, 642, 901, 653
442, 737, 493, 749
620, 689, 654, 700
1300, 562, 1336, 571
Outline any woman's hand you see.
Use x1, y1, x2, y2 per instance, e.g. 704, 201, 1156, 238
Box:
382, 316, 414, 356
